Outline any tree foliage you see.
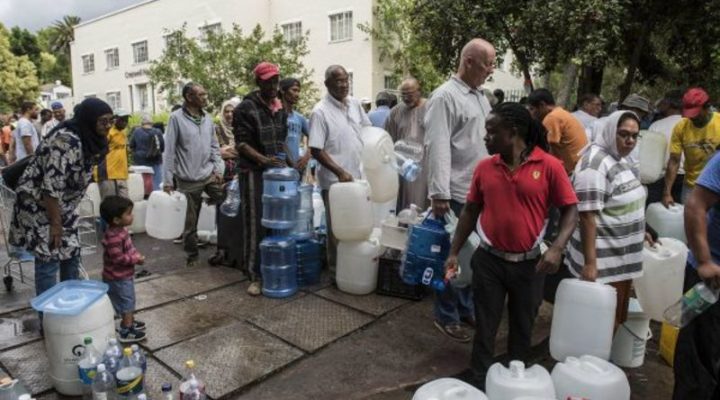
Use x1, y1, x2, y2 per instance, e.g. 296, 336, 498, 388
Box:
50, 15, 81, 55
149, 24, 317, 112
0, 24, 39, 111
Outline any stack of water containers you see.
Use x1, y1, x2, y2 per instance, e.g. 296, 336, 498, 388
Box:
260, 163, 300, 298
292, 184, 322, 286
400, 213, 451, 291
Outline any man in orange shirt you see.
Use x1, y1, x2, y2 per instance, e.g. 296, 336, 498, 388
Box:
527, 89, 588, 174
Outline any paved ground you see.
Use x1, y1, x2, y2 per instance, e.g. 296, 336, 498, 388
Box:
0, 234, 674, 399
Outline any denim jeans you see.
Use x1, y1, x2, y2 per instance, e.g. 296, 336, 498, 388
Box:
34, 255, 81, 296
433, 199, 475, 325
151, 163, 163, 191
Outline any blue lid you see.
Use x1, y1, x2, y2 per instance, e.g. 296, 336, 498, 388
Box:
31, 280, 109, 315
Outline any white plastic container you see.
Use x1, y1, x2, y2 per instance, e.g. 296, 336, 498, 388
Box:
611, 297, 652, 367
646, 202, 686, 243
373, 198, 398, 228
336, 239, 381, 295
412, 378, 488, 400
130, 200, 147, 234
552, 355, 631, 400
198, 202, 217, 232
198, 230, 218, 245
638, 130, 668, 184
31, 281, 115, 395
360, 126, 395, 170
550, 279, 617, 361
84, 182, 101, 217
329, 181, 374, 241
365, 162, 399, 203
635, 237, 688, 321
127, 173, 145, 202
145, 190, 188, 240
485, 361, 556, 400
312, 189, 325, 229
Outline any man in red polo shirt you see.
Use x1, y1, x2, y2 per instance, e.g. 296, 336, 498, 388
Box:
446, 102, 578, 389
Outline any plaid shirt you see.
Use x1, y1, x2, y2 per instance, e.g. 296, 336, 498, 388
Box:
101, 226, 141, 281
233, 91, 288, 169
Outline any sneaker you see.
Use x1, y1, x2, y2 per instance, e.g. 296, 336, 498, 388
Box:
186, 259, 199, 268
247, 281, 262, 296
173, 236, 183, 244
132, 320, 146, 331
197, 240, 209, 248
118, 326, 146, 343
434, 320, 472, 343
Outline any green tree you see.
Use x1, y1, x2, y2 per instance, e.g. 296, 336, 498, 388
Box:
36, 27, 72, 85
50, 15, 81, 55
149, 24, 317, 112
0, 24, 39, 111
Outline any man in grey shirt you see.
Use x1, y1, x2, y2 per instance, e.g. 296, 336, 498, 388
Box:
424, 38, 495, 342
309, 65, 371, 273
163, 82, 224, 267
14, 101, 40, 161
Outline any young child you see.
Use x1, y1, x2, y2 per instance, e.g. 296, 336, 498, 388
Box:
100, 195, 146, 343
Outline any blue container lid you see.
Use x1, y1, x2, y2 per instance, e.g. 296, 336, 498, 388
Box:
31, 280, 109, 315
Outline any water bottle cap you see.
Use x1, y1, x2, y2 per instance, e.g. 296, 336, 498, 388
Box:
84, 337, 92, 345
186, 359, 196, 369
131, 344, 139, 351
97, 363, 106, 373
108, 338, 117, 345
123, 347, 132, 356
162, 383, 172, 392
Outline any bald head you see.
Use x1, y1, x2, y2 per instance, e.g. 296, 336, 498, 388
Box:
400, 77, 423, 108
457, 38, 496, 88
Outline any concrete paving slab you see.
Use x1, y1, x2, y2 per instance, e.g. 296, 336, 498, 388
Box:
0, 340, 51, 395
237, 300, 470, 400
136, 296, 238, 351
315, 287, 409, 316
249, 294, 374, 353
0, 309, 41, 351
134, 278, 186, 311
298, 270, 334, 293
154, 321, 304, 399
156, 266, 246, 297
144, 356, 182, 398
197, 282, 305, 321
0, 281, 34, 315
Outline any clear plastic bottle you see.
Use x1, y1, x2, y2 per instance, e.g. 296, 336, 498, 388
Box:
220, 178, 241, 217
130, 345, 147, 374
78, 337, 102, 400
179, 360, 206, 400
103, 349, 120, 376
162, 383, 174, 400
393, 151, 421, 182
116, 347, 144, 397
106, 338, 122, 360
664, 282, 720, 327
183, 382, 205, 400
137, 394, 148, 400
91, 363, 116, 400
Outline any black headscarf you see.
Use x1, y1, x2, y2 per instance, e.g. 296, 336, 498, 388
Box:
48, 98, 113, 159
492, 102, 550, 154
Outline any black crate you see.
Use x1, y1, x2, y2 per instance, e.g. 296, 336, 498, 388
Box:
376, 255, 426, 301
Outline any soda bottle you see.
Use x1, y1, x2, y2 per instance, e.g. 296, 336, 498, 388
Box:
664, 281, 720, 327
130, 345, 147, 373
78, 337, 102, 400
91, 363, 116, 400
103, 349, 120, 376
220, 178, 241, 217
106, 338, 122, 360
116, 347, 143, 397
183, 382, 205, 400
162, 383, 174, 400
179, 360, 206, 400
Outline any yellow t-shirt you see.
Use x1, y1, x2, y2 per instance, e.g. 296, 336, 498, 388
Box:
670, 112, 720, 187
94, 126, 128, 181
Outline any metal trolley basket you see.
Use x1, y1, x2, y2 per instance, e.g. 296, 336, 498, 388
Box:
0, 180, 98, 292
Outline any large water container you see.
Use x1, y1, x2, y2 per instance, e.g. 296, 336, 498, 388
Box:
646, 202, 686, 242
360, 126, 395, 170
485, 361, 556, 400
127, 173, 145, 202
550, 279, 617, 361
638, 130, 668, 184
635, 237, 688, 322
365, 162, 400, 203
197, 202, 217, 232
401, 216, 450, 291
262, 167, 300, 230
145, 191, 188, 240
129, 165, 154, 196
611, 298, 652, 368
373, 199, 397, 228
260, 236, 298, 298
551, 355, 631, 400
412, 378, 488, 400
337, 239, 381, 295
85, 182, 101, 217
298, 184, 313, 211
312, 186, 325, 229
31, 280, 116, 395
296, 237, 322, 286
130, 200, 147, 234
329, 181, 374, 241
291, 209, 314, 240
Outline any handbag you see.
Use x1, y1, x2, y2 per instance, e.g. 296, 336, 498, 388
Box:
1, 155, 34, 190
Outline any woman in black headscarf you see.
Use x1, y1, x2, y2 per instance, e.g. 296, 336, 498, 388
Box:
9, 98, 114, 296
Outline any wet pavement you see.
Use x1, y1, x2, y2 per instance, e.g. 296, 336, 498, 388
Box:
0, 234, 674, 399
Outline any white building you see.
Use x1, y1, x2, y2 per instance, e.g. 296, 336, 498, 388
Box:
38, 80, 74, 110
70, 0, 529, 113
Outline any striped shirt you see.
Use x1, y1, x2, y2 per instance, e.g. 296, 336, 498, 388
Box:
565, 145, 646, 283
102, 226, 142, 281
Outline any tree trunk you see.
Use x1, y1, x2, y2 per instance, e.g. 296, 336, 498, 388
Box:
577, 64, 604, 101
618, 17, 653, 102
556, 62, 579, 109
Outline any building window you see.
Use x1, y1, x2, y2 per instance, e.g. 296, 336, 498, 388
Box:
84, 94, 96, 99
132, 41, 148, 64
282, 21, 302, 43
200, 23, 222, 41
384, 74, 399, 90
137, 84, 149, 111
82, 54, 95, 74
164, 32, 182, 49
105, 48, 119, 70
329, 11, 353, 42
106, 91, 121, 111
348, 71, 354, 96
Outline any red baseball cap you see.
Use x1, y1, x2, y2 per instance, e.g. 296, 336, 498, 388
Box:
682, 87, 710, 118
253, 62, 280, 81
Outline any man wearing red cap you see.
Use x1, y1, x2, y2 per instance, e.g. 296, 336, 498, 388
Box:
663, 88, 720, 207
234, 61, 291, 296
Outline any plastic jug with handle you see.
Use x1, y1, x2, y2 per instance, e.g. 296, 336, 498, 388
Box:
485, 361, 556, 400
360, 126, 395, 170
329, 180, 374, 241
638, 130, 668, 184
634, 237, 688, 321
336, 238, 381, 295
145, 191, 188, 240
401, 212, 450, 291
646, 202, 686, 242
551, 355, 631, 400
412, 378, 488, 400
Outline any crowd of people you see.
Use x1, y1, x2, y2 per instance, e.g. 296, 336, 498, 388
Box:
3, 34, 720, 398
